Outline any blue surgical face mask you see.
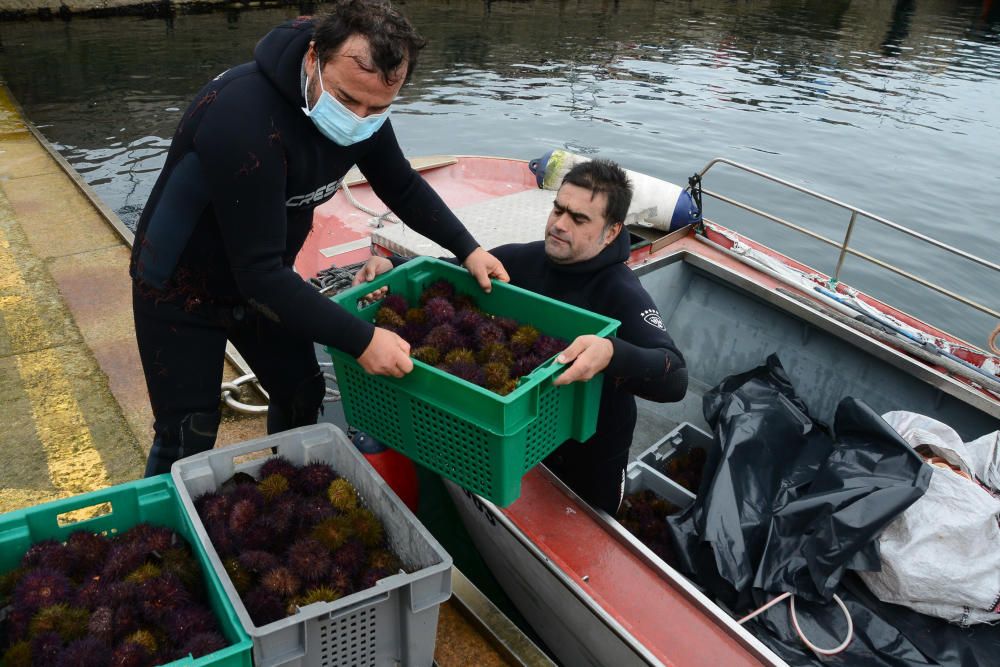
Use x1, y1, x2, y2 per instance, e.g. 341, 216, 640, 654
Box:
303, 59, 389, 146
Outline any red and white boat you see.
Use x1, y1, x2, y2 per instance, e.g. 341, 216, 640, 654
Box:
293, 154, 1000, 666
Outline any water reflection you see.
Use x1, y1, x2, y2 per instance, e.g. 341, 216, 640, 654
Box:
0, 0, 997, 342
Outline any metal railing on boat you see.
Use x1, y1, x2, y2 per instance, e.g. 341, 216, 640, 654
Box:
695, 157, 1000, 326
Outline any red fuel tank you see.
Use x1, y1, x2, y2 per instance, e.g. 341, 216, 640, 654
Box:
352, 431, 419, 513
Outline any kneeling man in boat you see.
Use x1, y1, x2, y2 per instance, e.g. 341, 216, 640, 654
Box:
355, 159, 688, 513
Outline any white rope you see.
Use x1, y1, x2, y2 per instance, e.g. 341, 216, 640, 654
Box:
339, 180, 401, 227
990, 323, 1000, 355
220, 366, 341, 415
738, 592, 854, 657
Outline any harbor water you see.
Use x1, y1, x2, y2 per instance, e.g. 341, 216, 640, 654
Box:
0, 0, 997, 343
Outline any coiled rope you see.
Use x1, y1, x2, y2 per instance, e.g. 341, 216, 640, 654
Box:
738, 592, 854, 657
220, 263, 364, 414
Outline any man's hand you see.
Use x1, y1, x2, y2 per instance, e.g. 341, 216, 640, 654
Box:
357, 327, 414, 377
352, 255, 394, 301
462, 247, 510, 293
553, 335, 613, 386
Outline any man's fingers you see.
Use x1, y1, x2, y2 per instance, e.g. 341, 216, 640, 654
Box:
398, 355, 414, 374
553, 362, 582, 386
557, 340, 584, 364
474, 267, 493, 293
490, 263, 510, 284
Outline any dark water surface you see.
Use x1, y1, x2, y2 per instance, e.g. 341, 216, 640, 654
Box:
1, 0, 998, 345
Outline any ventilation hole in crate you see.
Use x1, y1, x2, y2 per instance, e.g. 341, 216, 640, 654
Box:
318, 607, 377, 667
341, 365, 403, 446
412, 402, 493, 496
524, 389, 561, 468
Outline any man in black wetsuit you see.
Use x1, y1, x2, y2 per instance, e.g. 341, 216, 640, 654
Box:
355, 159, 688, 513
130, 1, 509, 476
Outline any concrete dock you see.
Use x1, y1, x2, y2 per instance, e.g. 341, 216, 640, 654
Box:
0, 82, 553, 667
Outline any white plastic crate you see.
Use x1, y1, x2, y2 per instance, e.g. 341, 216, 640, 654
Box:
625, 462, 696, 509
171, 424, 452, 667
635, 422, 715, 495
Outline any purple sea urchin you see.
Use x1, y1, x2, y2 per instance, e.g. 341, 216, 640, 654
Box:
259, 456, 298, 481
30, 631, 64, 666
164, 606, 217, 642
423, 297, 456, 326
494, 316, 520, 336
444, 360, 485, 387
424, 324, 461, 354
176, 632, 226, 660
453, 308, 485, 334
14, 568, 73, 612
21, 540, 71, 574
64, 531, 110, 580
419, 279, 455, 305
286, 539, 332, 583
473, 322, 505, 348
223, 558, 252, 594
227, 498, 260, 538
137, 574, 191, 623
294, 463, 337, 496
244, 588, 285, 626
298, 495, 336, 525
57, 636, 109, 667
236, 550, 280, 577
382, 294, 409, 317
532, 335, 567, 361
331, 539, 366, 577
396, 321, 430, 347
452, 293, 479, 312
86, 606, 115, 644
261, 566, 301, 598
311, 516, 354, 552
357, 567, 392, 590
108, 640, 152, 667
194, 492, 230, 526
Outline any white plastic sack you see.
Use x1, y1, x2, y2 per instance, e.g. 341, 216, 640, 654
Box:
858, 411, 1000, 626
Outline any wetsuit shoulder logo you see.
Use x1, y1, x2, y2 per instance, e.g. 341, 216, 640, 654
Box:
641, 308, 665, 330
286, 178, 343, 208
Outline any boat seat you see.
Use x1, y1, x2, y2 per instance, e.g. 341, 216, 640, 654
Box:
372, 189, 553, 258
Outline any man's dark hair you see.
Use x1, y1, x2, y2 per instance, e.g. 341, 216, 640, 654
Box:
313, 0, 426, 85
562, 159, 633, 229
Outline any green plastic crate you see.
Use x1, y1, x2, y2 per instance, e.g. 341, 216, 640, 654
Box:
0, 475, 252, 667
328, 256, 620, 506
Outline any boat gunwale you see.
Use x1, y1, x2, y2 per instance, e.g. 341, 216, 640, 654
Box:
630, 233, 1000, 419
450, 468, 788, 666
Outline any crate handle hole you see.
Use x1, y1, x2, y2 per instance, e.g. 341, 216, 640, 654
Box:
57, 501, 112, 527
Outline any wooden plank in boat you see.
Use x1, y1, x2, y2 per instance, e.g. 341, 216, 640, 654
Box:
343, 155, 458, 187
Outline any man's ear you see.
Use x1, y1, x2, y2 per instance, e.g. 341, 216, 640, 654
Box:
605, 222, 623, 245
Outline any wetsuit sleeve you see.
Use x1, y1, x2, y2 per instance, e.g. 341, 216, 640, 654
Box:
194, 91, 375, 357
356, 121, 479, 261
604, 276, 688, 402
